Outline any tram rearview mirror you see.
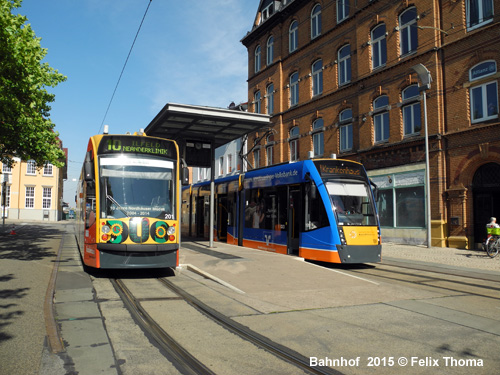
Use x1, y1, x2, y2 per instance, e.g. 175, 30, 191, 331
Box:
84, 151, 94, 182
181, 166, 190, 186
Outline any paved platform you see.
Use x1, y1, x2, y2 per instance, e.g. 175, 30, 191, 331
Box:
39, 226, 500, 374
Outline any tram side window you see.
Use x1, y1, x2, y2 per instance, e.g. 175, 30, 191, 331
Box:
305, 181, 329, 231
245, 188, 286, 230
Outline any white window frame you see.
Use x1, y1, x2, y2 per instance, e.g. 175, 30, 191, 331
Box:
371, 24, 387, 70
374, 95, 390, 143
253, 148, 260, 168
266, 83, 274, 115
266, 36, 274, 65
27, 160, 36, 175
337, 0, 349, 23
312, 59, 323, 97
311, 4, 321, 39
290, 72, 299, 107
312, 119, 324, 157
43, 162, 53, 176
338, 44, 351, 86
2, 164, 12, 174
255, 45, 261, 73
339, 109, 353, 152
399, 7, 418, 56
289, 126, 299, 162
43, 187, 52, 209
25, 186, 35, 208
469, 60, 498, 123
470, 81, 499, 123
466, 0, 494, 30
289, 20, 298, 53
254, 91, 261, 114
402, 85, 422, 136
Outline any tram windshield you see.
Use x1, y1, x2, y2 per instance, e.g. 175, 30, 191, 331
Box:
325, 180, 377, 226
99, 155, 175, 220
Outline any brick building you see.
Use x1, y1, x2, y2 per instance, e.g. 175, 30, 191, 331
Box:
241, 0, 500, 248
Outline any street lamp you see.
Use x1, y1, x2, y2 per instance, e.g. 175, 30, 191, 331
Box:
411, 63, 432, 248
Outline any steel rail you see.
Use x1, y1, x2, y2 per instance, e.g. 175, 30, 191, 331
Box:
351, 263, 500, 298
111, 278, 214, 375
158, 277, 342, 375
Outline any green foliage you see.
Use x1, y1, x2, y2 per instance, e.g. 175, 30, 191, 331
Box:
0, 0, 67, 168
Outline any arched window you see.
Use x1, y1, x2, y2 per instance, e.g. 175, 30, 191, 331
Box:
312, 118, 324, 156
373, 95, 389, 142
402, 85, 421, 136
290, 72, 299, 106
312, 59, 323, 96
371, 24, 387, 69
255, 45, 261, 73
266, 83, 274, 115
289, 126, 300, 161
289, 20, 298, 52
399, 7, 418, 56
266, 36, 274, 65
339, 109, 353, 152
311, 4, 322, 39
338, 44, 351, 86
254, 91, 261, 114
266, 134, 274, 166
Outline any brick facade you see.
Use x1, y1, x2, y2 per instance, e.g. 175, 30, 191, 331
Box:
242, 0, 500, 248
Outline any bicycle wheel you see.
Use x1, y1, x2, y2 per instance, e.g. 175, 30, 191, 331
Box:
486, 237, 500, 258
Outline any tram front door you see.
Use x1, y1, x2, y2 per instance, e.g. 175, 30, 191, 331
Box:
288, 187, 301, 255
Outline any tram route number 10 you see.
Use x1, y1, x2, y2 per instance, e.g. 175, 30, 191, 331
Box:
108, 139, 121, 151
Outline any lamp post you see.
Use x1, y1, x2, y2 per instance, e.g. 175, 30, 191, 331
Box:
411, 63, 432, 248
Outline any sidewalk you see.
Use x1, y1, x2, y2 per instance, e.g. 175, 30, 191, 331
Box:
381, 242, 500, 273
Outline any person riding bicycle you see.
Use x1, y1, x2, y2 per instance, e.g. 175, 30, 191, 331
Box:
485, 217, 500, 258
486, 217, 500, 228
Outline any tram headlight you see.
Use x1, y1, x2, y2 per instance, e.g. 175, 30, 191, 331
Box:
167, 226, 175, 236
101, 225, 111, 234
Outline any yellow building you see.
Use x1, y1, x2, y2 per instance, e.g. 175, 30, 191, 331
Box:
1, 153, 67, 221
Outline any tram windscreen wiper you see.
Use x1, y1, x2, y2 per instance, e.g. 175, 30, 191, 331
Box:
106, 194, 130, 218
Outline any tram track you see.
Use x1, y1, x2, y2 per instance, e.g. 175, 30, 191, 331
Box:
111, 276, 341, 375
111, 278, 213, 375
346, 261, 500, 299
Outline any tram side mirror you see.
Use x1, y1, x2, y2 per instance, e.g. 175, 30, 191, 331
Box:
370, 180, 379, 202
83, 151, 94, 182
310, 182, 317, 200
181, 166, 190, 186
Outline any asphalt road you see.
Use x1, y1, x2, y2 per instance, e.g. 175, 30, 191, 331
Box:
0, 222, 63, 375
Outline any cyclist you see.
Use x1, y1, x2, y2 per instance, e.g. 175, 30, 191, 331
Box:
485, 217, 500, 258
486, 217, 500, 228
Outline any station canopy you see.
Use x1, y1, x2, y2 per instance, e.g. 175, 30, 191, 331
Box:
144, 103, 271, 167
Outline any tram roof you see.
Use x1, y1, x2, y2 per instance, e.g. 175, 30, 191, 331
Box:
144, 102, 271, 150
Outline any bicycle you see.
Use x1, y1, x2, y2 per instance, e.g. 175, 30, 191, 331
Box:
484, 227, 500, 258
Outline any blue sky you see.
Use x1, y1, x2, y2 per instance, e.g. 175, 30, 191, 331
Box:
18, 0, 257, 203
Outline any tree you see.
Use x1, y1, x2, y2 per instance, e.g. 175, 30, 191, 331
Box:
0, 0, 66, 168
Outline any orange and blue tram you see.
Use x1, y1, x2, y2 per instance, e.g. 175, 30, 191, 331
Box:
182, 159, 381, 263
